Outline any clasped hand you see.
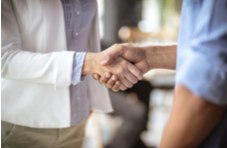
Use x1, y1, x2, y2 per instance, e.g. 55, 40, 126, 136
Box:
83, 43, 150, 91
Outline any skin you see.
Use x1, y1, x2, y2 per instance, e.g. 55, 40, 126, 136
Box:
93, 44, 176, 91
93, 43, 226, 147
82, 44, 143, 89
161, 84, 226, 148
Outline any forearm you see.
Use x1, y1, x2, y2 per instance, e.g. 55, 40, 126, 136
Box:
160, 84, 226, 148
144, 45, 176, 70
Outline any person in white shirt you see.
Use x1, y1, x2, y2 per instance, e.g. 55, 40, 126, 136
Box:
1, 0, 142, 147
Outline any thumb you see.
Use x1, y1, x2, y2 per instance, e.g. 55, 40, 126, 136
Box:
101, 45, 123, 65
100, 54, 114, 65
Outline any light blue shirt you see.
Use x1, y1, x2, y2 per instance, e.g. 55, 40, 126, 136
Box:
72, 52, 86, 85
176, 0, 227, 147
61, 0, 96, 125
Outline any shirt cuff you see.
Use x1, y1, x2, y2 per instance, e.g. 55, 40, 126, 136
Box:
71, 52, 86, 85
176, 50, 227, 106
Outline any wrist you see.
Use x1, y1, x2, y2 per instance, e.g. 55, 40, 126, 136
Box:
143, 47, 153, 69
82, 52, 96, 75
147, 45, 176, 69
82, 52, 107, 76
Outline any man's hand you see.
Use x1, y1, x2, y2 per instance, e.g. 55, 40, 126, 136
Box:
92, 43, 150, 91
82, 44, 143, 89
92, 43, 151, 91
93, 72, 126, 91
101, 43, 151, 73
101, 43, 176, 72
92, 43, 176, 91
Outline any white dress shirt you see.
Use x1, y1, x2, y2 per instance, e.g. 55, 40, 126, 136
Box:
1, 0, 112, 128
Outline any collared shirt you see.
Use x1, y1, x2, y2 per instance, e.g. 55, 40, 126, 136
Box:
61, 0, 96, 125
176, 0, 227, 147
1, 0, 112, 128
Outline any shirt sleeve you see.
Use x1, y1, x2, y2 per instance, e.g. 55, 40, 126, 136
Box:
1, 0, 75, 87
176, 0, 227, 105
71, 52, 86, 85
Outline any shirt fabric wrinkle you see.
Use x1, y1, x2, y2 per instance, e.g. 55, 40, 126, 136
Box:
176, 0, 227, 147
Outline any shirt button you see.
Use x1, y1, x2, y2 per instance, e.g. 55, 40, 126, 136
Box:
73, 31, 79, 38
76, 11, 81, 15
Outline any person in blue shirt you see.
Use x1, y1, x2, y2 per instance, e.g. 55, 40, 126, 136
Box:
93, 0, 227, 147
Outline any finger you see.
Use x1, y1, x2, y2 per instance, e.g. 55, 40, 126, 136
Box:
135, 61, 150, 73
92, 73, 101, 80
106, 75, 118, 88
127, 63, 143, 80
119, 75, 134, 88
100, 72, 112, 84
112, 81, 121, 91
119, 84, 127, 91
122, 69, 138, 85
100, 54, 116, 66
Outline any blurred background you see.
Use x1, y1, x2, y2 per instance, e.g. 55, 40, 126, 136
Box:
83, 0, 182, 148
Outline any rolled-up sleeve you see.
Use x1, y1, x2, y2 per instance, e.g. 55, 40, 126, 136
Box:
176, 0, 227, 105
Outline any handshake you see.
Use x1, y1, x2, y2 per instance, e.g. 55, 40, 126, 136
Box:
82, 43, 151, 91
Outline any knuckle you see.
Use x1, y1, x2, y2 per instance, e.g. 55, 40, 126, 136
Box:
124, 43, 129, 46
116, 44, 123, 49
122, 60, 127, 65
117, 69, 123, 74
101, 79, 106, 83
115, 43, 120, 47
113, 43, 118, 47
119, 69, 124, 74
107, 82, 113, 87
113, 43, 120, 49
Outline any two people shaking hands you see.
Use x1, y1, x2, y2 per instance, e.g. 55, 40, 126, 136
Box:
83, 43, 176, 91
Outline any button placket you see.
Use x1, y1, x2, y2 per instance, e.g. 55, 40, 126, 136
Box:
74, 31, 79, 37
72, 0, 82, 39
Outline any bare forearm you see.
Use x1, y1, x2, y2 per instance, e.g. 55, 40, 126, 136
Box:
144, 45, 176, 70
160, 84, 226, 148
